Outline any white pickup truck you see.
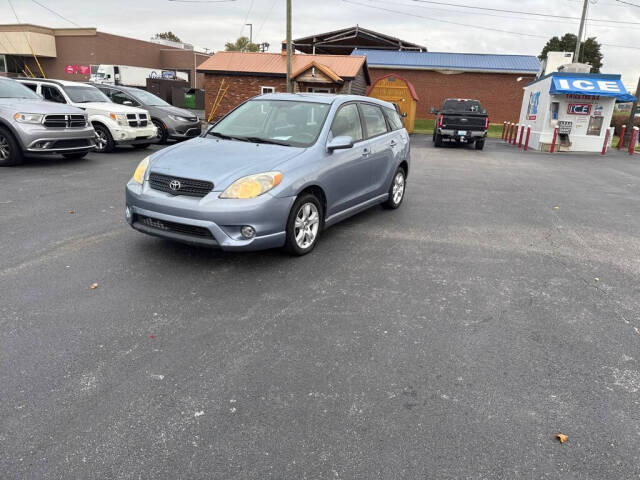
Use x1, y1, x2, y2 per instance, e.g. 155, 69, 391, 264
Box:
17, 78, 157, 153
91, 65, 189, 87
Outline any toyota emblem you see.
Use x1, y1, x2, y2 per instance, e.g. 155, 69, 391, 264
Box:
169, 179, 181, 191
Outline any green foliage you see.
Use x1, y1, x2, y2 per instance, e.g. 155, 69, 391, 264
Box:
539, 33, 603, 72
154, 31, 181, 43
224, 36, 259, 52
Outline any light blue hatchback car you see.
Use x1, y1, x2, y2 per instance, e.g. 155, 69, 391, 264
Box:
126, 93, 410, 255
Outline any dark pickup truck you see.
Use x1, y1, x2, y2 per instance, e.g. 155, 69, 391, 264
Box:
431, 99, 489, 150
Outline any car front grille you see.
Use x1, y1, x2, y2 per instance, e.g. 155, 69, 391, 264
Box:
43, 114, 86, 128
126, 113, 149, 128
135, 214, 213, 238
148, 172, 214, 198
52, 139, 90, 149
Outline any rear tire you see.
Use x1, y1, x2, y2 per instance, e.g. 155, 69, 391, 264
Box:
62, 152, 88, 160
434, 132, 442, 148
284, 193, 323, 256
0, 127, 23, 166
93, 124, 115, 153
475, 139, 485, 150
383, 166, 406, 209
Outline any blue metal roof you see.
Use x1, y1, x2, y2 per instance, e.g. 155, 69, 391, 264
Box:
352, 49, 540, 73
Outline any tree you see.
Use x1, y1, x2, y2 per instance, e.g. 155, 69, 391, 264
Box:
539, 33, 603, 73
224, 36, 259, 52
154, 31, 181, 43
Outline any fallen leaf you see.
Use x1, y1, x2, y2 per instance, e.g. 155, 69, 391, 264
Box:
553, 206, 560, 210
89, 283, 98, 289
69, 210, 76, 214
555, 433, 568, 444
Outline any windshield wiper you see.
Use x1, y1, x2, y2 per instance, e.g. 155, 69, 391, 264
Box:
242, 136, 292, 146
206, 131, 233, 140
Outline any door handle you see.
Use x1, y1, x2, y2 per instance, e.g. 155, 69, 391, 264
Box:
362, 148, 371, 157
389, 140, 397, 147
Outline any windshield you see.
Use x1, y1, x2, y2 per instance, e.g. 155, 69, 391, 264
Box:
129, 89, 170, 106
208, 100, 331, 148
63, 85, 111, 103
0, 79, 41, 99
442, 99, 483, 113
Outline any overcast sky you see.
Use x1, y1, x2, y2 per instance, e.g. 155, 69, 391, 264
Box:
2, 0, 639, 88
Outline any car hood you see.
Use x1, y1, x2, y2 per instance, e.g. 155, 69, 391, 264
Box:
149, 136, 305, 190
0, 98, 85, 114
151, 105, 197, 118
75, 102, 147, 115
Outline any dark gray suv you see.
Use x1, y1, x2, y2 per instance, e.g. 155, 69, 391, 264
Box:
92, 84, 201, 144
0, 77, 96, 166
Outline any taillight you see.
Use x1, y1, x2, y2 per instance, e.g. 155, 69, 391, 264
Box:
484, 117, 489, 130
438, 115, 443, 128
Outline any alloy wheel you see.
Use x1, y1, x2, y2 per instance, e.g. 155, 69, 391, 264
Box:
392, 171, 405, 205
294, 202, 320, 249
95, 130, 107, 151
0, 135, 9, 161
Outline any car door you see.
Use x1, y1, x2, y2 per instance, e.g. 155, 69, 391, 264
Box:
381, 106, 410, 190
322, 102, 372, 216
358, 102, 394, 196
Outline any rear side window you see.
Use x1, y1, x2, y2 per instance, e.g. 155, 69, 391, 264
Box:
360, 104, 388, 138
41, 85, 66, 104
383, 107, 404, 131
330, 103, 363, 142
22, 83, 37, 92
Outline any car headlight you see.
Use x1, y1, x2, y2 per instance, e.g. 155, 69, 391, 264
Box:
132, 156, 150, 184
168, 115, 190, 122
220, 172, 283, 199
14, 113, 44, 124
109, 113, 128, 126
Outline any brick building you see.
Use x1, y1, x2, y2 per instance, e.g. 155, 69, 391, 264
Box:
0, 24, 210, 88
355, 49, 540, 122
197, 51, 370, 121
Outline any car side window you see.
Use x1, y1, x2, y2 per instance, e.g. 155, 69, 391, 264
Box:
41, 85, 66, 104
330, 103, 363, 142
22, 83, 37, 92
383, 107, 404, 131
98, 87, 113, 100
111, 91, 139, 106
360, 104, 388, 138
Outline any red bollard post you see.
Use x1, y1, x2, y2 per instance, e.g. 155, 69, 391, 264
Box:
508, 123, 514, 144
550, 127, 558, 153
513, 123, 519, 145
518, 125, 525, 148
617, 125, 626, 150
602, 127, 611, 155
629, 127, 639, 155
501, 121, 507, 140
524, 125, 531, 151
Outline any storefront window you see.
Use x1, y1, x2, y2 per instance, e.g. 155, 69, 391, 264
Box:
0, 54, 6, 73
587, 116, 603, 136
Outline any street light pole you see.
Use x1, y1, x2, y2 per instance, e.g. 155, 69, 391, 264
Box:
574, 0, 588, 63
246, 23, 253, 45
286, 0, 292, 93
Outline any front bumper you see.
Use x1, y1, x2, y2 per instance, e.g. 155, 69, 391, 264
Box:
16, 124, 96, 153
112, 124, 158, 145
166, 121, 202, 140
125, 181, 295, 251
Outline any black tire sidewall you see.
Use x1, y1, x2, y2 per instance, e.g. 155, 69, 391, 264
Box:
0, 127, 23, 166
285, 193, 323, 256
94, 124, 114, 153
153, 120, 168, 144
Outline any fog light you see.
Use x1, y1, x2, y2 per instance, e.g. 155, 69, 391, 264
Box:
241, 225, 256, 239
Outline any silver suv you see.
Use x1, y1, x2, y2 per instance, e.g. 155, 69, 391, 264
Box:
0, 77, 96, 166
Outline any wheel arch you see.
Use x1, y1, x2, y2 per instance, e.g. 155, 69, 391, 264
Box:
296, 184, 327, 220
0, 119, 24, 151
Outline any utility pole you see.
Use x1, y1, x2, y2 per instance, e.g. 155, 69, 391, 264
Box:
286, 0, 292, 93
574, 0, 589, 62
245, 23, 253, 45
623, 76, 640, 147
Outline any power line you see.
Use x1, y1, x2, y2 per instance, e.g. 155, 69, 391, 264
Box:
615, 0, 640, 6
239, 0, 255, 37
408, 0, 640, 25
29, 0, 81, 27
255, 0, 279, 39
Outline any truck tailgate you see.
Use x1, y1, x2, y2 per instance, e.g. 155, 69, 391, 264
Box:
442, 114, 486, 130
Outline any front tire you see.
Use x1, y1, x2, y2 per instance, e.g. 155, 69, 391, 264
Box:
383, 167, 406, 209
153, 120, 168, 144
0, 128, 23, 166
284, 193, 323, 256
93, 124, 115, 153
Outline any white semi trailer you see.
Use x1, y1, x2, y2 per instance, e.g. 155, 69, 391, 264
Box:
91, 65, 188, 87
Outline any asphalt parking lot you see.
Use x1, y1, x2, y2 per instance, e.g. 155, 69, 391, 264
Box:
2, 138, 640, 479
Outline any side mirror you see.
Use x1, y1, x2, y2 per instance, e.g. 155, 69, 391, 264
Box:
327, 135, 354, 151
123, 100, 133, 106
482, 109, 487, 114
400, 112, 407, 118
430, 106, 436, 114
